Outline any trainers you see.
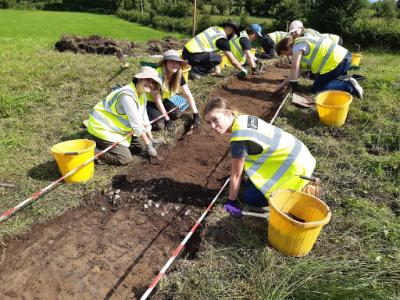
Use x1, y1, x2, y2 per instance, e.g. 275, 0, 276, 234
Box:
349, 77, 364, 99
189, 71, 202, 80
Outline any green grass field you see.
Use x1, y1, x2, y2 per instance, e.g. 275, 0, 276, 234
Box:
0, 9, 181, 41
0, 8, 399, 299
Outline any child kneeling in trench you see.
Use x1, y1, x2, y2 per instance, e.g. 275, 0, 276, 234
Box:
204, 97, 318, 218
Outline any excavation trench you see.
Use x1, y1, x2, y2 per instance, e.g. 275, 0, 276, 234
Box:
0, 65, 289, 300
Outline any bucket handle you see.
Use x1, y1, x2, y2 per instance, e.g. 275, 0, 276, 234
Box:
269, 174, 320, 198
64, 151, 79, 155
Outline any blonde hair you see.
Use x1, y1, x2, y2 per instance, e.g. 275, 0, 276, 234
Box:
204, 97, 237, 118
161, 62, 182, 95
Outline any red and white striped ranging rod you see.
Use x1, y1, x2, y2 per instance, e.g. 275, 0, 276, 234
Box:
0, 106, 181, 224
140, 178, 230, 300
140, 92, 291, 300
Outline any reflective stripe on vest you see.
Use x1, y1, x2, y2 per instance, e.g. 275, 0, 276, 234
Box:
230, 115, 315, 197
87, 82, 146, 147
295, 36, 347, 75
304, 28, 322, 39
322, 33, 340, 44
185, 26, 227, 53
267, 31, 288, 44
305, 28, 340, 45
229, 31, 249, 64
147, 66, 174, 102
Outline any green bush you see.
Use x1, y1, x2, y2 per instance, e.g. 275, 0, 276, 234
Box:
349, 18, 400, 50
272, 0, 308, 29
308, 0, 367, 35
116, 9, 152, 25
0, 0, 16, 8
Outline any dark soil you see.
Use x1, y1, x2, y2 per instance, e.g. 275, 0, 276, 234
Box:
0, 64, 289, 299
55, 34, 140, 56
146, 36, 188, 55
54, 34, 188, 57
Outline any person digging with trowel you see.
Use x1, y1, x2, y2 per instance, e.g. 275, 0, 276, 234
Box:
274, 34, 364, 98
87, 66, 162, 165
204, 97, 319, 218
147, 50, 201, 131
227, 24, 262, 76
182, 20, 249, 80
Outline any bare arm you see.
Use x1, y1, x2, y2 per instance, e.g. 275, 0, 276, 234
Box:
180, 84, 198, 114
244, 49, 256, 68
228, 157, 245, 200
275, 51, 302, 91
224, 51, 245, 71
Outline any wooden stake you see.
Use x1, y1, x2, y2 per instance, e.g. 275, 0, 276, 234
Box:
192, 0, 197, 37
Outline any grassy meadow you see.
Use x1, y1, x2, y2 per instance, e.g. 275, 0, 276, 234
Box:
0, 8, 399, 300
157, 51, 400, 299
0, 9, 181, 40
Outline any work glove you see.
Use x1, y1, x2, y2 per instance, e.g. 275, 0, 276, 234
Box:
290, 81, 300, 92
165, 119, 175, 132
223, 200, 242, 218
237, 68, 248, 80
192, 113, 201, 128
146, 143, 158, 157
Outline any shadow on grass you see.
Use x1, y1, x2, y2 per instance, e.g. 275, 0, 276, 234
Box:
28, 160, 60, 181
205, 214, 268, 249
282, 106, 321, 131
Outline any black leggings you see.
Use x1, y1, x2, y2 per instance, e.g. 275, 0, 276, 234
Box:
147, 99, 182, 130
182, 48, 222, 75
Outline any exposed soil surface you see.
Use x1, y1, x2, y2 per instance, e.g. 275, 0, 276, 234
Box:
0, 65, 289, 299
146, 37, 188, 55
55, 34, 139, 56
54, 34, 187, 57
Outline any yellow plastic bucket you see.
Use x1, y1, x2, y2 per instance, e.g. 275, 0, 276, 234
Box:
351, 52, 362, 66
315, 90, 352, 127
51, 139, 96, 183
219, 52, 232, 69
268, 189, 331, 257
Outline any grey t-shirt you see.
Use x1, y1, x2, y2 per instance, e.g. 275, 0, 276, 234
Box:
292, 41, 310, 56
115, 94, 150, 137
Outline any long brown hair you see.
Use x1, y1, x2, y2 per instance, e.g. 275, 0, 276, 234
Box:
276, 35, 295, 56
161, 62, 182, 94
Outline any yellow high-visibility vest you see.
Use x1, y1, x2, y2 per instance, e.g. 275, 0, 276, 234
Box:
304, 28, 341, 44
294, 36, 347, 75
267, 31, 288, 45
322, 33, 340, 44
185, 26, 227, 53
147, 66, 174, 102
230, 115, 315, 197
229, 31, 250, 65
87, 82, 146, 147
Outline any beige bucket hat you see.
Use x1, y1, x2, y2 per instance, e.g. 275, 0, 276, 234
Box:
134, 66, 162, 87
158, 50, 189, 69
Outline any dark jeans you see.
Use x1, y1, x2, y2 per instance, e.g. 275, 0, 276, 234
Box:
241, 180, 268, 207
312, 51, 356, 95
147, 99, 182, 130
182, 48, 222, 75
